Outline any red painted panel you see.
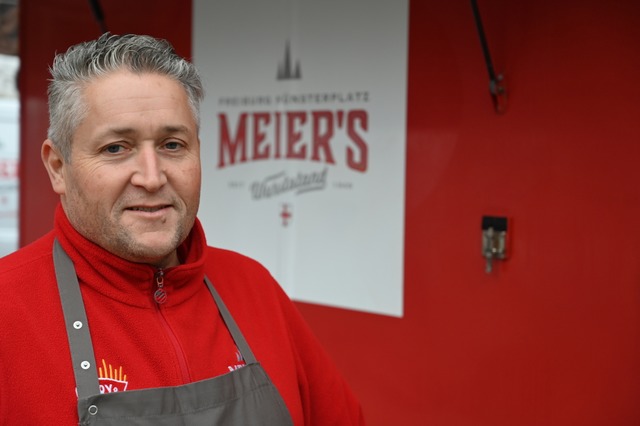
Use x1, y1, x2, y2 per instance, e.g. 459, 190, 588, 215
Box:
297, 0, 640, 425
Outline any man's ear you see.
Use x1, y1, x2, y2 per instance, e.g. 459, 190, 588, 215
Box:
41, 139, 67, 195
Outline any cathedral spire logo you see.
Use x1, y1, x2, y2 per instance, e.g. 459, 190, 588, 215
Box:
277, 41, 302, 80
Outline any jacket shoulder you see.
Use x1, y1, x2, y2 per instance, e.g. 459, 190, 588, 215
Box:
0, 231, 55, 281
204, 246, 276, 280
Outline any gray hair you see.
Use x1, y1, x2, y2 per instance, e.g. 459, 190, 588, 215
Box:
47, 33, 204, 161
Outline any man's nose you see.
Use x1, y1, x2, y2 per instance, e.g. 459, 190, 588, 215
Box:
130, 147, 167, 191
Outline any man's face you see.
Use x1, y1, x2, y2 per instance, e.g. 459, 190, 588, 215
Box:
50, 70, 201, 267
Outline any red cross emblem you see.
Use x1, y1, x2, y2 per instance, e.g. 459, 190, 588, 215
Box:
280, 204, 292, 227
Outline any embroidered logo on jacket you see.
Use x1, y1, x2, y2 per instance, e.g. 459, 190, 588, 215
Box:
98, 359, 129, 393
227, 350, 247, 372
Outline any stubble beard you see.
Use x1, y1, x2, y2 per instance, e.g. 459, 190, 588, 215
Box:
66, 199, 195, 267
106, 218, 188, 266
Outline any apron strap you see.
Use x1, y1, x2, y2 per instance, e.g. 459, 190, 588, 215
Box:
53, 239, 101, 399
204, 276, 258, 365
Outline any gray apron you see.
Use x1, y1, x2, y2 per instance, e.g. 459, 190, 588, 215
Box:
53, 240, 294, 426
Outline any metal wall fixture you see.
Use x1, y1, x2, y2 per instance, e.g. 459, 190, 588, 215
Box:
481, 216, 508, 273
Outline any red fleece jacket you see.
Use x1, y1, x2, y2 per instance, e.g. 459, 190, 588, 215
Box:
0, 205, 364, 425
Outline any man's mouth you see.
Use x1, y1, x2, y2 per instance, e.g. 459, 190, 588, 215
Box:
127, 205, 170, 213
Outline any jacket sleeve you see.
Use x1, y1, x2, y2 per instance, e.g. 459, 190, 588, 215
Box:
273, 284, 366, 425
206, 248, 365, 425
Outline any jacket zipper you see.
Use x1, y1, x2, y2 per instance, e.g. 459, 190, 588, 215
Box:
152, 268, 192, 384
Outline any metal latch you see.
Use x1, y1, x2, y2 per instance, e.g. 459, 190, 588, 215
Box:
481, 216, 508, 273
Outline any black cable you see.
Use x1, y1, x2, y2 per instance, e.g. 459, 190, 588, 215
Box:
87, 0, 108, 34
470, 0, 497, 85
470, 0, 506, 112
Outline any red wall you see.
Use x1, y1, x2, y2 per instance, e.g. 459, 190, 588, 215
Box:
296, 1, 640, 425
20, 1, 640, 425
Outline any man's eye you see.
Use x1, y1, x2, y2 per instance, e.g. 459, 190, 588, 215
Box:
105, 145, 124, 154
165, 141, 182, 150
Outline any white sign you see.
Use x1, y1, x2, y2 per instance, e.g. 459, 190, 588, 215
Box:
193, 0, 408, 317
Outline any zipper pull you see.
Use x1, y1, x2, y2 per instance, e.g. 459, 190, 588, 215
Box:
154, 269, 167, 304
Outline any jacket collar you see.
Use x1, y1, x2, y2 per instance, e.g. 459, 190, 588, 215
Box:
53, 204, 207, 308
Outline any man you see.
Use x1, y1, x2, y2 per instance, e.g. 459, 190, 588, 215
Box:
0, 33, 363, 425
